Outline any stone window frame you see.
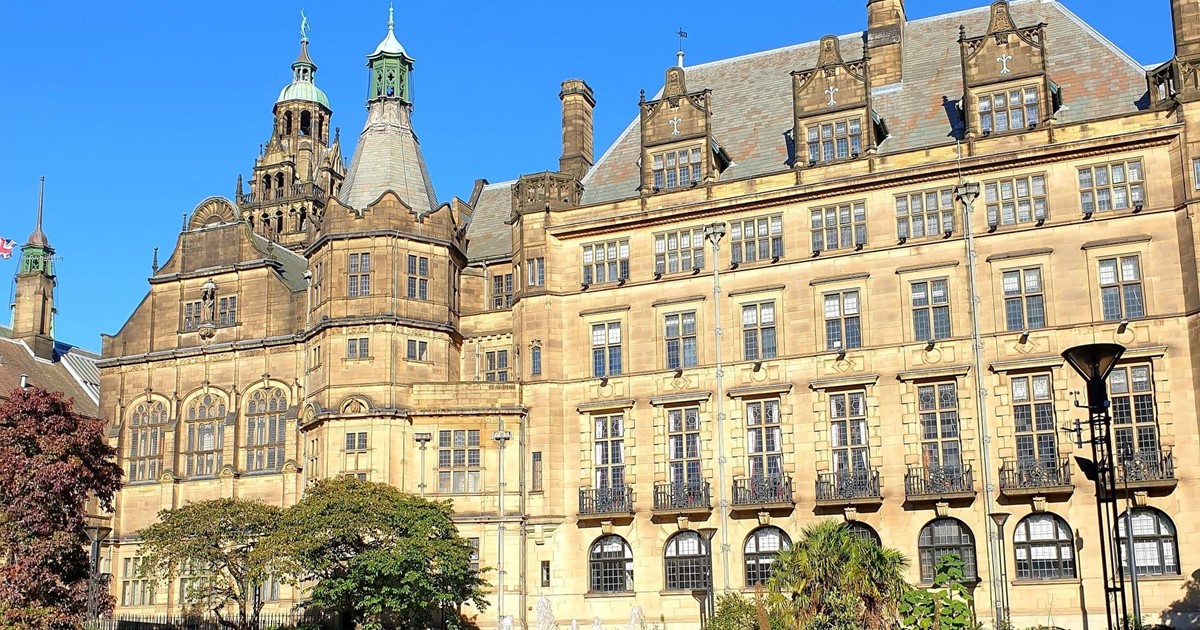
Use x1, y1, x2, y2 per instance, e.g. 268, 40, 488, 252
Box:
804, 115, 864, 164
654, 226, 707, 276
1013, 513, 1076, 580
663, 530, 711, 591
491, 272, 513, 310
984, 173, 1048, 227
910, 278, 953, 342
1117, 507, 1181, 577
1097, 255, 1146, 321
182, 392, 226, 479
1078, 158, 1145, 215
895, 187, 956, 241
917, 517, 977, 583
437, 429, 481, 494
651, 145, 704, 191
810, 200, 867, 253
581, 239, 630, 286
127, 399, 168, 483
740, 301, 778, 361
977, 83, 1041, 135
346, 337, 370, 360
484, 349, 509, 382
1001, 266, 1047, 331
407, 254, 430, 300
744, 526, 791, 587
823, 289, 863, 351
663, 310, 699, 370
244, 387, 287, 473
348, 251, 372, 298
406, 339, 429, 361
730, 215, 784, 265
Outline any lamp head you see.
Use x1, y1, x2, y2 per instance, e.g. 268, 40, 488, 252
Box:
1062, 343, 1125, 383
954, 182, 981, 206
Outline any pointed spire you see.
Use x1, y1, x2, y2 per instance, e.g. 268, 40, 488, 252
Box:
27, 177, 48, 247
151, 247, 160, 274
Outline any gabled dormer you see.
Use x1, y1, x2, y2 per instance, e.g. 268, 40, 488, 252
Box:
1148, 0, 1200, 106
792, 36, 888, 167
959, 1, 1061, 141
639, 66, 728, 194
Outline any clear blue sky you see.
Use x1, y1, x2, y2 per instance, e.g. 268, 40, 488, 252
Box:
0, 0, 1173, 350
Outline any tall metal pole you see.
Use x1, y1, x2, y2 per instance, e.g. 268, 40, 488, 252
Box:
414, 433, 431, 497
493, 427, 513, 628
704, 222, 733, 596
1120, 447, 1143, 624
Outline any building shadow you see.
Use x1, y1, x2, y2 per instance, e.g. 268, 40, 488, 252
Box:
1160, 568, 1200, 628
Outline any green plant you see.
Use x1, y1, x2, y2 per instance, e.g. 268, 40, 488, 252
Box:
898, 554, 977, 630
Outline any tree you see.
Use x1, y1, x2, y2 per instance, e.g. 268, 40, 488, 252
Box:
898, 554, 977, 630
270, 476, 488, 630
0, 386, 122, 630
708, 591, 788, 630
767, 521, 910, 630
137, 498, 282, 630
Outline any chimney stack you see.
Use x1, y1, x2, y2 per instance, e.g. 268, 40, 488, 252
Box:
559, 79, 596, 181
1172, 0, 1200, 60
866, 0, 906, 85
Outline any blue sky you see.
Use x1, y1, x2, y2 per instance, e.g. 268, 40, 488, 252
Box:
0, 0, 1173, 349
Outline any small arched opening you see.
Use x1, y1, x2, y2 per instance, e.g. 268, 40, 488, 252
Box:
283, 111, 293, 135
300, 111, 312, 137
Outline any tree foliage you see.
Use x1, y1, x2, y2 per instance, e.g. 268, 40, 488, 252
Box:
137, 498, 283, 630
269, 476, 488, 630
0, 386, 122, 630
708, 591, 788, 630
767, 521, 910, 630
898, 554, 978, 630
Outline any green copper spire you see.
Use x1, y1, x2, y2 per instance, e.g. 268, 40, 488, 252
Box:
19, 177, 54, 277
366, 5, 415, 104
277, 11, 330, 108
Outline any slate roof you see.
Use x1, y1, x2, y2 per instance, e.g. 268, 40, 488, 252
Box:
464, 180, 516, 262
0, 326, 100, 417
249, 233, 309, 292
340, 100, 440, 214
580, 0, 1149, 205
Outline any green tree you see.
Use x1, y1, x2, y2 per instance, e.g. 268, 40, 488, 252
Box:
137, 498, 282, 630
767, 520, 910, 630
898, 553, 977, 630
269, 476, 488, 630
708, 591, 788, 630
0, 386, 122, 630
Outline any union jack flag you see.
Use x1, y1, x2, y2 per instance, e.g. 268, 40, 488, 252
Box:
0, 238, 14, 260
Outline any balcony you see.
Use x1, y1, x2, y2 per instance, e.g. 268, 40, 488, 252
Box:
239, 182, 328, 209
652, 481, 711, 517
815, 469, 883, 507
999, 458, 1073, 497
731, 474, 795, 512
1114, 449, 1176, 492
578, 486, 634, 522
905, 465, 975, 502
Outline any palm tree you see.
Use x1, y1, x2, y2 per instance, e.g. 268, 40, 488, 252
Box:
767, 520, 910, 630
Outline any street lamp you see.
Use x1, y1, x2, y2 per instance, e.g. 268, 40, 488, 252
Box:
988, 511, 1011, 623
702, 222, 732, 600
84, 523, 113, 622
414, 432, 432, 497
493, 429, 513, 629
1062, 342, 1128, 630
697, 527, 719, 628
1118, 444, 1143, 624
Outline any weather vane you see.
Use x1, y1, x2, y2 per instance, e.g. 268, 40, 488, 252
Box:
300, 10, 310, 41
677, 27, 688, 52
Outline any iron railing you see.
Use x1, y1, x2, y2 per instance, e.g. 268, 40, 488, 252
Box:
732, 474, 793, 505
905, 465, 974, 497
239, 182, 327, 207
91, 612, 343, 630
998, 457, 1072, 490
1114, 449, 1176, 484
815, 469, 882, 502
653, 481, 711, 511
578, 485, 634, 515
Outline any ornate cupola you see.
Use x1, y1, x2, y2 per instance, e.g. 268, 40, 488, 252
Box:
11, 178, 57, 360
367, 6, 415, 104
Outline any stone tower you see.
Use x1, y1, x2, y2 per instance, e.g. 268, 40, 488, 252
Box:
866, 0, 905, 85
10, 178, 56, 360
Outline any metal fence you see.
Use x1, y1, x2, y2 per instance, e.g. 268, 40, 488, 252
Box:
91, 612, 343, 630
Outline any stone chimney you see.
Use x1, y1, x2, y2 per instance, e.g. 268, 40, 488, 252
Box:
1172, 0, 1200, 60
558, 79, 596, 181
866, 0, 906, 86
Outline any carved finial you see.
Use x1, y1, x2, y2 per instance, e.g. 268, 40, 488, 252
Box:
959, 24, 967, 41
300, 9, 310, 42
639, 89, 646, 103
151, 247, 159, 273
236, 174, 244, 198
182, 212, 188, 231
26, 176, 49, 247
388, 3, 395, 32
334, 126, 341, 143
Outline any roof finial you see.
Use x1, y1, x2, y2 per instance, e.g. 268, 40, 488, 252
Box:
300, 10, 310, 42
27, 176, 49, 247
676, 28, 687, 68
151, 247, 160, 274
388, 3, 395, 32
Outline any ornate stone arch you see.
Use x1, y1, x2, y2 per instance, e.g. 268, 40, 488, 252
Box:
188, 197, 240, 231
339, 395, 373, 415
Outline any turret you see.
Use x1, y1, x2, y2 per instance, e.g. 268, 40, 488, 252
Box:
11, 178, 57, 360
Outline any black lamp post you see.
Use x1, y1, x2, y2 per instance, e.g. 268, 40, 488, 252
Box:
696, 527, 719, 628
1062, 343, 1127, 630
84, 523, 113, 622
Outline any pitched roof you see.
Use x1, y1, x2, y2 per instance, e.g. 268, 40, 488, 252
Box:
249, 233, 309, 292
339, 100, 440, 214
464, 180, 516, 262
0, 326, 100, 417
580, 0, 1148, 205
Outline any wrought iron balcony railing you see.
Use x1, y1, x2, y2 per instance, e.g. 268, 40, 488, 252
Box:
905, 465, 974, 498
815, 469, 882, 503
578, 486, 634, 516
1115, 449, 1176, 485
653, 481, 711, 511
999, 458, 1072, 492
732, 474, 794, 506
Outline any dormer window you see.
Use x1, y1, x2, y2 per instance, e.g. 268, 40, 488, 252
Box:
978, 86, 1039, 134
653, 147, 703, 190
806, 117, 863, 163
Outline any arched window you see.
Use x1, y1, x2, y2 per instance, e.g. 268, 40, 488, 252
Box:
1117, 508, 1180, 576
274, 173, 284, 192
245, 388, 287, 472
745, 526, 790, 586
296, 208, 307, 232
300, 111, 312, 136
665, 530, 711, 591
1013, 513, 1076, 580
128, 401, 167, 482
261, 175, 271, 192
184, 394, 225, 477
283, 111, 293, 135
589, 535, 633, 593
318, 114, 325, 141
846, 521, 881, 545
274, 210, 284, 234
917, 518, 976, 582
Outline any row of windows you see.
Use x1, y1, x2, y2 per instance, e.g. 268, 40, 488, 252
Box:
585, 508, 1181, 594
348, 252, 431, 300
182, 296, 237, 331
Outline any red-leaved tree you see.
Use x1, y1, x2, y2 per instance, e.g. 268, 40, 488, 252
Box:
0, 386, 123, 629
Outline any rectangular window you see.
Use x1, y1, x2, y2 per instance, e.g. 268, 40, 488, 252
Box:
217, 296, 237, 326
530, 346, 542, 376
667, 407, 702, 484
985, 174, 1048, 226
895, 187, 956, 240
526, 257, 545, 287
1099, 256, 1145, 321
541, 561, 551, 588
742, 302, 778, 360
810, 201, 867, 252
830, 391, 869, 472
485, 350, 509, 382
593, 414, 625, 487
407, 255, 430, 300
310, 345, 321, 368
591, 322, 623, 377
183, 301, 202, 330
1012, 374, 1056, 463
730, 215, 784, 264
406, 339, 429, 361
1079, 159, 1145, 213
346, 337, 369, 359
806, 117, 863, 163
121, 557, 156, 607
746, 399, 782, 478
345, 432, 368, 452
184, 417, 223, 478
582, 240, 630, 285
978, 86, 1039, 134
1193, 158, 1200, 191
348, 252, 371, 297
652, 146, 703, 190
468, 537, 480, 572
312, 261, 324, 306
664, 311, 698, 370
823, 290, 862, 351
1110, 365, 1158, 455
438, 429, 481, 493
911, 280, 952, 341
531, 451, 543, 492
491, 273, 514, 309
919, 383, 961, 472
1002, 268, 1046, 331
654, 227, 706, 275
